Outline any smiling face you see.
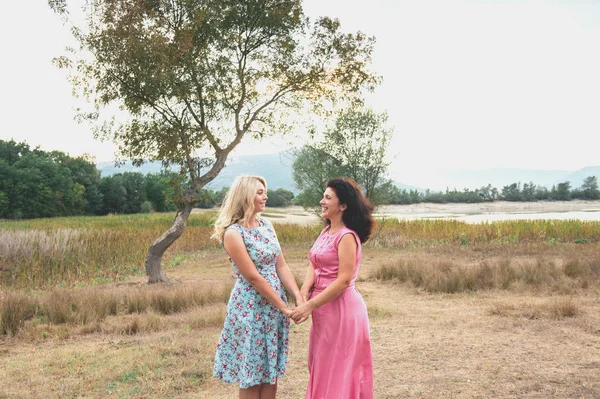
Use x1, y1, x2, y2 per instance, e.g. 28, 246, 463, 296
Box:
320, 187, 346, 220
254, 181, 268, 213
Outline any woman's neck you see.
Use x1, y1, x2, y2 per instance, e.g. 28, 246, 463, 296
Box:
328, 217, 345, 233
241, 214, 259, 229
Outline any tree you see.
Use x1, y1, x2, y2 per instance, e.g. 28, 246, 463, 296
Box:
501, 183, 522, 202
0, 159, 15, 218
477, 184, 495, 202
580, 176, 599, 200
121, 172, 147, 214
56, 153, 104, 214
50, 0, 379, 283
145, 171, 179, 212
293, 146, 347, 207
100, 175, 127, 214
213, 187, 230, 207
293, 107, 393, 207
266, 188, 295, 207
521, 182, 536, 202
0, 139, 103, 219
196, 189, 218, 209
535, 186, 549, 200
8, 150, 80, 218
551, 182, 571, 201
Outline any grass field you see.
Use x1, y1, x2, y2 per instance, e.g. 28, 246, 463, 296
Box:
1, 211, 600, 398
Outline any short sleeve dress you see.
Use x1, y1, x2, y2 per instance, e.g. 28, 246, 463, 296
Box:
213, 217, 290, 389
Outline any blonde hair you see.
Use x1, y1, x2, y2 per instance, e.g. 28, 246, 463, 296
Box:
211, 175, 267, 242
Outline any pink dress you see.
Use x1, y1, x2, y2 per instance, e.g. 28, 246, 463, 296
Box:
306, 226, 374, 399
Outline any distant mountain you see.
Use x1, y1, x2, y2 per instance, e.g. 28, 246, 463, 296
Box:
393, 182, 425, 193
558, 166, 600, 188
97, 160, 176, 176
204, 152, 296, 191
97, 155, 598, 193
98, 152, 298, 192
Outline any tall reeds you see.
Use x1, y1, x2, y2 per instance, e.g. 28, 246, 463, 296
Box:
371, 255, 600, 293
0, 282, 232, 337
2, 213, 599, 289
367, 218, 600, 248
0, 213, 220, 288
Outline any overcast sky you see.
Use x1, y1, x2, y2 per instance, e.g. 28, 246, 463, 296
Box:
1, 0, 599, 188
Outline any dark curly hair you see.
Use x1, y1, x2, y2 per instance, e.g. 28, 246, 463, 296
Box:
325, 178, 374, 243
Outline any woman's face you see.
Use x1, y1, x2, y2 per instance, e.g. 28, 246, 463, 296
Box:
254, 182, 268, 213
320, 187, 345, 219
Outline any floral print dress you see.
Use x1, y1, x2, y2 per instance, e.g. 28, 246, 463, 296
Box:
213, 217, 290, 389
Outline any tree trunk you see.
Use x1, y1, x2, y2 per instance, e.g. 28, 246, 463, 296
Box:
145, 203, 193, 284
143, 141, 236, 284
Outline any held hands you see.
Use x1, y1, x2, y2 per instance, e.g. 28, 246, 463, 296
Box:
288, 298, 317, 324
281, 307, 294, 319
281, 292, 314, 324
287, 287, 315, 324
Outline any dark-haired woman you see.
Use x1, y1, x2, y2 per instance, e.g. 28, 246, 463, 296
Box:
290, 178, 374, 399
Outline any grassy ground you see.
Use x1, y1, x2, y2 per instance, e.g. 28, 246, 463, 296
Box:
1, 239, 600, 398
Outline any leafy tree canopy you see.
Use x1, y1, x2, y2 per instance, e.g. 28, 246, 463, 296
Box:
293, 107, 394, 207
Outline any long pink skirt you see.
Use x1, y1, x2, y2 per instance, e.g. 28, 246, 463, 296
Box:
307, 286, 373, 399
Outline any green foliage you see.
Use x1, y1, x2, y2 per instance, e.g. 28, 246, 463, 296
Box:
293, 107, 394, 207
551, 182, 571, 201
293, 146, 346, 207
213, 187, 229, 206
580, 176, 599, 200
53, 0, 379, 208
521, 182, 537, 201
0, 139, 101, 219
387, 186, 424, 205
502, 183, 522, 201
141, 201, 153, 213
535, 186, 550, 200
196, 189, 218, 209
477, 184, 498, 202
0, 139, 190, 219
266, 188, 295, 207
124, 173, 147, 213
99, 175, 128, 214
0, 139, 298, 218
144, 171, 179, 212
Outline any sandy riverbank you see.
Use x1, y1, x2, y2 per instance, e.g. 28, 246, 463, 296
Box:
252, 200, 600, 225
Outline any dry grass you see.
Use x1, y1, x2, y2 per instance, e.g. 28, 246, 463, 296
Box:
0, 213, 222, 289
2, 214, 599, 290
488, 296, 581, 320
370, 245, 600, 293
0, 291, 36, 336
0, 281, 231, 337
1, 216, 600, 397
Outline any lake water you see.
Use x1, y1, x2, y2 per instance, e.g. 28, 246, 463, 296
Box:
391, 211, 600, 223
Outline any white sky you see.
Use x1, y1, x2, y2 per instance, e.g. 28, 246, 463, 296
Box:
1, 0, 599, 188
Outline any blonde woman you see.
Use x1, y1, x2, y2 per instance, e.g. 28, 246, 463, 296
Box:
212, 175, 303, 399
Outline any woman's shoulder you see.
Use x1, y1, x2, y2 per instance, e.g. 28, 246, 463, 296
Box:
336, 227, 360, 245
225, 223, 244, 234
